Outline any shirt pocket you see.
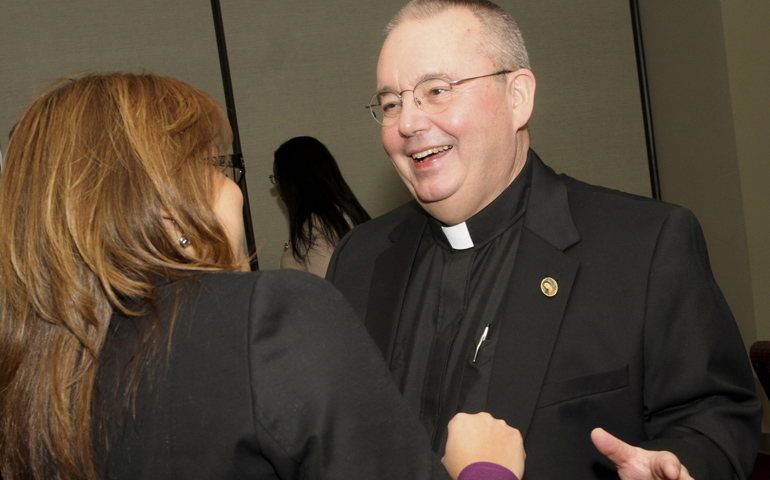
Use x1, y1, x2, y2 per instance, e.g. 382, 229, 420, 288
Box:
535, 364, 629, 409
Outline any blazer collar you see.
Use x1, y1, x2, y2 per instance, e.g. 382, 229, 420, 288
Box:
523, 149, 580, 251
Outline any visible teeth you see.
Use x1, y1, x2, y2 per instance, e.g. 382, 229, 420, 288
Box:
412, 145, 451, 160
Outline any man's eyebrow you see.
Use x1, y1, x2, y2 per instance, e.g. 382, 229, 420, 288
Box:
375, 85, 398, 96
376, 72, 451, 95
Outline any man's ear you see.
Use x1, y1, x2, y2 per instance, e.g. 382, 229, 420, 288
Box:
507, 68, 536, 130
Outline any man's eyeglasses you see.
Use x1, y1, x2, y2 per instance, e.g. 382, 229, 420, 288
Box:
269, 174, 277, 185
366, 70, 512, 126
213, 154, 244, 184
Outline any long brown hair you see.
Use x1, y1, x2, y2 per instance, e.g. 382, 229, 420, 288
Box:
0, 73, 239, 479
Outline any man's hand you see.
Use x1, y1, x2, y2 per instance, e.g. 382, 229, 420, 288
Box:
442, 412, 525, 480
591, 428, 694, 480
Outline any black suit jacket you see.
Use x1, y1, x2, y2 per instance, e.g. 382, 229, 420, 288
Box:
96, 270, 449, 479
327, 151, 761, 480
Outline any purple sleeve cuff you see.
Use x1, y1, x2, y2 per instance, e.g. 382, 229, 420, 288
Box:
457, 461, 519, 480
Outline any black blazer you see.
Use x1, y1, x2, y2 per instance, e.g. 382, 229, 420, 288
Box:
96, 270, 449, 479
327, 151, 761, 480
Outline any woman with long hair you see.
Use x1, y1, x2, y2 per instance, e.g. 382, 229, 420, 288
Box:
0, 73, 524, 480
273, 136, 370, 277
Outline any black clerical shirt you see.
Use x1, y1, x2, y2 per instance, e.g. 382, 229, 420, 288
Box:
390, 158, 532, 454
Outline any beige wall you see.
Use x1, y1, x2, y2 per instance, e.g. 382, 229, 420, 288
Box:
720, 1, 770, 343
0, 0, 650, 272
638, 0, 770, 434
721, 0, 770, 440
218, 0, 651, 269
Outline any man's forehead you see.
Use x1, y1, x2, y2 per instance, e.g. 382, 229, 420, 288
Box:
376, 11, 486, 89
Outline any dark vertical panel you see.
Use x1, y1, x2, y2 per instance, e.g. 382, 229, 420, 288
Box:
629, 0, 661, 200
211, 0, 259, 270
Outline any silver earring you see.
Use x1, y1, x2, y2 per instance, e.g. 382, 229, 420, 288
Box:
178, 234, 191, 249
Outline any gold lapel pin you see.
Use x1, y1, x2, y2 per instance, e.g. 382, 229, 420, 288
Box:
541, 277, 558, 297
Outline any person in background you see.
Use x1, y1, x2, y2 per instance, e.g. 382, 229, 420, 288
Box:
273, 136, 370, 277
0, 73, 524, 480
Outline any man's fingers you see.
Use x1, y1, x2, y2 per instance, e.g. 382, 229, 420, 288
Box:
658, 453, 690, 479
592, 428, 691, 480
591, 428, 631, 465
660, 456, 680, 479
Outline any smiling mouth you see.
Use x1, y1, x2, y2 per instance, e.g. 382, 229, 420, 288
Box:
411, 145, 452, 161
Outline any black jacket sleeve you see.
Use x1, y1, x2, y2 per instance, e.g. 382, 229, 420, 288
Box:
244, 270, 451, 480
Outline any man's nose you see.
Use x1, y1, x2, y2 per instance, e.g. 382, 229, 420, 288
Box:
397, 91, 429, 136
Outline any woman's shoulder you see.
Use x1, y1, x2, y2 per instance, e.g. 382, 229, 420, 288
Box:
196, 269, 345, 310
193, 271, 364, 357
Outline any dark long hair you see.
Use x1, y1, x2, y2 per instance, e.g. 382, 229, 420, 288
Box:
274, 137, 370, 263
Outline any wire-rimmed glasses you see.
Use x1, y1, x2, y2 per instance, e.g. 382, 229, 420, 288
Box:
366, 70, 512, 126
212, 154, 244, 184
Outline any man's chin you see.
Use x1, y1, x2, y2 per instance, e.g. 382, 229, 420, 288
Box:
415, 194, 447, 209
416, 198, 462, 225
413, 184, 454, 204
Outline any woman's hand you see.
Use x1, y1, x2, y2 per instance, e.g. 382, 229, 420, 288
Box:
442, 412, 525, 480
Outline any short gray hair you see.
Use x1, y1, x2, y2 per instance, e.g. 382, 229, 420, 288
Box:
386, 0, 530, 71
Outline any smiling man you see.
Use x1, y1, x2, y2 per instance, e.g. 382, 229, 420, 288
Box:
327, 1, 761, 479
376, 7, 530, 226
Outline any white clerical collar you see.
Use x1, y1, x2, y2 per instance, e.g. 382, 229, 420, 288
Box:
441, 222, 474, 250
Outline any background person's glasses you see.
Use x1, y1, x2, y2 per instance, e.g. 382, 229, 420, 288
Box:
269, 174, 277, 185
366, 70, 511, 126
213, 154, 244, 184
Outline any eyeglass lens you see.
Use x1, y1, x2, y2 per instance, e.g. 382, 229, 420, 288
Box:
214, 155, 243, 184
368, 78, 455, 125
367, 71, 511, 125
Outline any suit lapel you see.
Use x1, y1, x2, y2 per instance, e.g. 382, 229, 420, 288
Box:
486, 228, 579, 438
486, 151, 581, 439
366, 206, 428, 365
